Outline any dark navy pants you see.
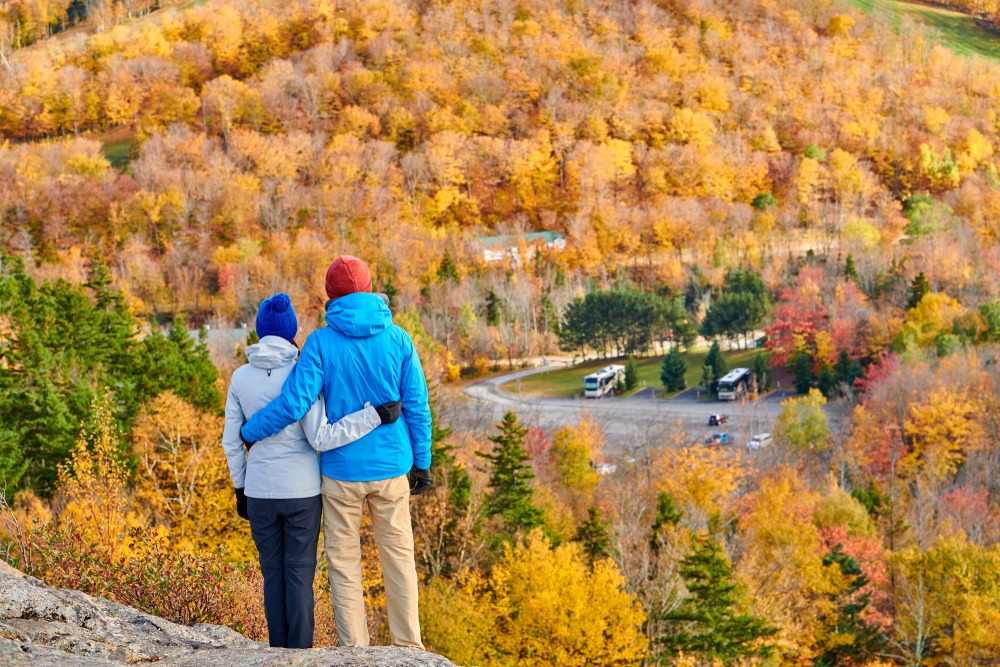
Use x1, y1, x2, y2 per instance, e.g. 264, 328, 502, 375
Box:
247, 495, 322, 648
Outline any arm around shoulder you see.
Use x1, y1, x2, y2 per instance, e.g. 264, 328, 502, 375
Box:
304, 393, 384, 452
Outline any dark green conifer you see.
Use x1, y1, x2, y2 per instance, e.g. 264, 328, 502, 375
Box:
751, 351, 771, 393
477, 411, 544, 543
485, 288, 501, 326
907, 272, 930, 310
815, 545, 885, 666
792, 351, 814, 394
658, 535, 777, 663
660, 348, 687, 392
624, 356, 640, 391
650, 492, 683, 551
574, 506, 612, 567
845, 253, 858, 282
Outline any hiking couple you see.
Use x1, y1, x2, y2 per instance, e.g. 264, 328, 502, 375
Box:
221, 255, 432, 650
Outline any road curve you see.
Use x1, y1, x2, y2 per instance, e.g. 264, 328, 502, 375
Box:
454, 365, 804, 453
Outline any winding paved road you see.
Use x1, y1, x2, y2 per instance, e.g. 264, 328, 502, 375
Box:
448, 364, 835, 455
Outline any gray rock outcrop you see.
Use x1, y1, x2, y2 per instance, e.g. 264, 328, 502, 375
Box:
0, 562, 456, 666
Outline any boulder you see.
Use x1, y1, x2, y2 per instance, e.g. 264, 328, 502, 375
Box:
0, 565, 456, 667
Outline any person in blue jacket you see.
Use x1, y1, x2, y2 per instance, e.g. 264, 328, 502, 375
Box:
241, 255, 432, 649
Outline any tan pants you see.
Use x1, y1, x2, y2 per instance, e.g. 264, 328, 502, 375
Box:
321, 474, 423, 649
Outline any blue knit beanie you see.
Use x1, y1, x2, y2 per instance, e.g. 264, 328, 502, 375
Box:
255, 293, 298, 342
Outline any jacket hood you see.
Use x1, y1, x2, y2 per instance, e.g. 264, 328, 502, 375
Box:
325, 292, 391, 338
246, 336, 298, 369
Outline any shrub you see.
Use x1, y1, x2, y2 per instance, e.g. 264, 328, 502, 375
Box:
11, 519, 267, 639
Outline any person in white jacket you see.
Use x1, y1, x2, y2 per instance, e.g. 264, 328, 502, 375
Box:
221, 292, 400, 649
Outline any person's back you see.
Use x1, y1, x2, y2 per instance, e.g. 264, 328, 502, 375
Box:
222, 294, 326, 651
226, 336, 321, 498
309, 293, 430, 481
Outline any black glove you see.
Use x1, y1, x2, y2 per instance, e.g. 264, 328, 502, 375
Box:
239, 421, 256, 452
235, 487, 248, 520
375, 400, 402, 425
408, 465, 432, 495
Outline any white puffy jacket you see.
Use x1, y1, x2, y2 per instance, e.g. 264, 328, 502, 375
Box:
222, 336, 381, 499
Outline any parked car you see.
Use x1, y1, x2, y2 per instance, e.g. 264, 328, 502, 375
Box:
708, 414, 729, 426
747, 433, 773, 450
705, 432, 734, 446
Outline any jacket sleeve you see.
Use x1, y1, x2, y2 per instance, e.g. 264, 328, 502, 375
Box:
305, 393, 383, 453
243, 332, 325, 442
222, 379, 247, 488
399, 332, 432, 469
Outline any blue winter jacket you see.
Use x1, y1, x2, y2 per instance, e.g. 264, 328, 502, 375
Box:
242, 292, 432, 482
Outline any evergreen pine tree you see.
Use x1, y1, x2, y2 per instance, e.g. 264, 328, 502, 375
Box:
650, 492, 683, 550
907, 271, 930, 310
818, 364, 836, 398
429, 399, 471, 514
704, 340, 727, 390
834, 349, 852, 388
0, 254, 86, 493
792, 351, 814, 394
658, 535, 777, 662
844, 253, 858, 282
624, 356, 640, 391
574, 506, 612, 567
485, 288, 501, 326
833, 349, 862, 397
0, 252, 225, 496
815, 545, 885, 666
540, 293, 559, 334
134, 316, 221, 412
751, 351, 771, 393
477, 411, 544, 542
660, 347, 688, 392
87, 259, 140, 419
848, 359, 864, 388
705, 340, 727, 376
437, 251, 460, 283
701, 364, 713, 391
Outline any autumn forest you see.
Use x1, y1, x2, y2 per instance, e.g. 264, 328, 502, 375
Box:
2, 0, 1000, 664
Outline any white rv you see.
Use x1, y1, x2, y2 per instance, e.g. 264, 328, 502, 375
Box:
717, 367, 752, 401
583, 364, 625, 398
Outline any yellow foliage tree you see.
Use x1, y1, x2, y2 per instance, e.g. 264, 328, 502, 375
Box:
775, 388, 831, 453
892, 533, 1000, 666
797, 156, 823, 209
429, 530, 647, 667
131, 391, 254, 561
653, 446, 741, 531
57, 395, 150, 561
900, 291, 966, 349
668, 109, 716, 148
736, 468, 842, 661
903, 387, 983, 483
551, 418, 603, 507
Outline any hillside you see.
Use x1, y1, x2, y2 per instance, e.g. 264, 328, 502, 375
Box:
848, 0, 1000, 59
3, 0, 1000, 364
2, 1, 1000, 665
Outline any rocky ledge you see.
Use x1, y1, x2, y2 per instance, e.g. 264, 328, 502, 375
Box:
0, 561, 456, 667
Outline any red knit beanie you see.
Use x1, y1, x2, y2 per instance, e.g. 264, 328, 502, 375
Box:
325, 255, 373, 299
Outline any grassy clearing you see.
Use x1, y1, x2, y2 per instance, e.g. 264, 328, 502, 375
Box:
845, 0, 1000, 60
511, 348, 760, 399
97, 129, 138, 170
